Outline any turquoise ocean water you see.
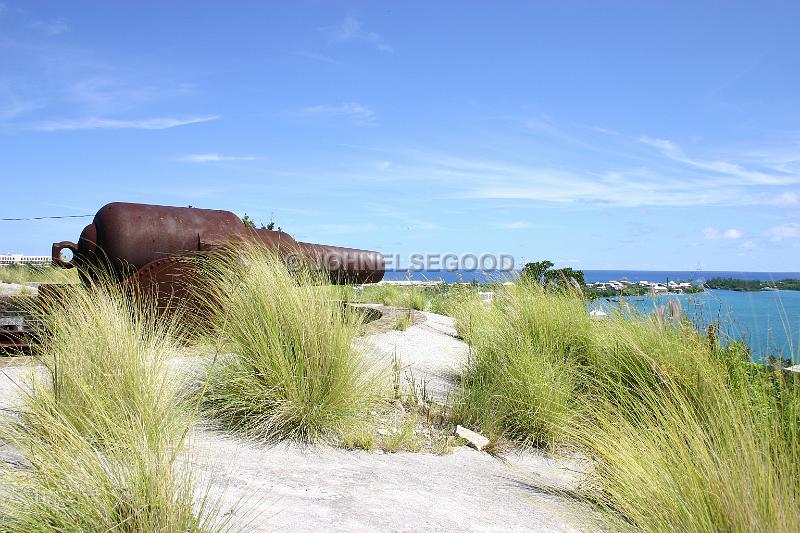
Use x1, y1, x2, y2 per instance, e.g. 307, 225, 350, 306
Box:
383, 269, 800, 361
592, 290, 799, 363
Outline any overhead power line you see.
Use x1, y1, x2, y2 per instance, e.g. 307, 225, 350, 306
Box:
1, 214, 94, 221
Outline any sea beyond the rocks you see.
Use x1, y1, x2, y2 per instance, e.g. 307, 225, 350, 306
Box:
382, 269, 800, 284
383, 269, 800, 362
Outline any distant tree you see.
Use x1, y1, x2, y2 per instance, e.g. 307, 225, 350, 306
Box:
265, 221, 275, 230
521, 260, 554, 285
544, 267, 586, 287
241, 213, 256, 229
522, 260, 585, 288
705, 277, 762, 292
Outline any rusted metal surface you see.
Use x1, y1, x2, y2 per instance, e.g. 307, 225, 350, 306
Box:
0, 330, 32, 354
51, 202, 384, 309
0, 295, 36, 354
0, 285, 73, 354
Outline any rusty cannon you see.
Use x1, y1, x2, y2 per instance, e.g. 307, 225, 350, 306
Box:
51, 202, 385, 308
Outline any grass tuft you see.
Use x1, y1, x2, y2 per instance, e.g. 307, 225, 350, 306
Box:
193, 246, 385, 443
24, 284, 190, 449
394, 310, 414, 331
0, 279, 215, 531
338, 423, 378, 451
452, 282, 587, 448
382, 414, 423, 453
356, 284, 428, 310
451, 281, 800, 531
0, 264, 80, 285
572, 373, 800, 532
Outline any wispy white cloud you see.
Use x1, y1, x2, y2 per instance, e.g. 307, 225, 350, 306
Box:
0, 100, 39, 120
301, 102, 375, 123
30, 19, 69, 35
497, 221, 531, 229
416, 221, 439, 230
0, 83, 41, 120
703, 227, 743, 240
35, 114, 221, 131
177, 153, 258, 163
294, 50, 346, 66
332, 147, 735, 207
64, 77, 158, 115
458, 166, 738, 207
323, 15, 392, 52
729, 138, 800, 175
0, 30, 211, 135
771, 191, 800, 205
327, 121, 800, 209
766, 223, 800, 241
640, 135, 797, 185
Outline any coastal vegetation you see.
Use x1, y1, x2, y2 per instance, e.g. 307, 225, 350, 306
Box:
0, 264, 80, 285
2, 253, 797, 531
191, 246, 385, 443
0, 279, 215, 531
707, 277, 800, 291
354, 282, 429, 310
585, 282, 704, 298
450, 283, 582, 447
519, 260, 704, 298
448, 278, 800, 532
521, 260, 585, 287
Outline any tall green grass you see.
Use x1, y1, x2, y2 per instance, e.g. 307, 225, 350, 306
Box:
451, 282, 800, 531
452, 283, 587, 447
193, 246, 385, 443
356, 283, 428, 310
0, 281, 215, 531
0, 264, 80, 284
573, 363, 800, 532
25, 285, 190, 449
0, 410, 205, 532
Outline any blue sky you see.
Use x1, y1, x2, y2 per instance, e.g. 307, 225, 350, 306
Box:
2, 1, 799, 271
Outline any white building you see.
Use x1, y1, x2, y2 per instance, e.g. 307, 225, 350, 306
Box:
589, 308, 609, 320
0, 254, 51, 266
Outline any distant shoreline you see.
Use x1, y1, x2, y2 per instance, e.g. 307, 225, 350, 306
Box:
383, 269, 800, 285
705, 277, 800, 292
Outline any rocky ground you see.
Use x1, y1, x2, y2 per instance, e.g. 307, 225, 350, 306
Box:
0, 307, 600, 532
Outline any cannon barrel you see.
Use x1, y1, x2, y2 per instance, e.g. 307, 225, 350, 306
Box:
52, 202, 385, 288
